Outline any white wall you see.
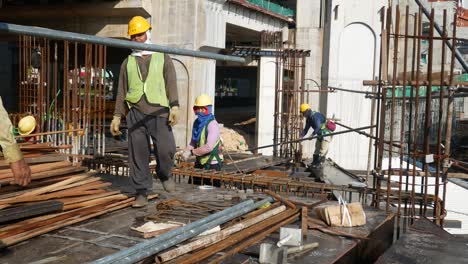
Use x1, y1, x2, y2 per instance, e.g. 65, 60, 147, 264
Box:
256, 56, 277, 155
324, 0, 386, 170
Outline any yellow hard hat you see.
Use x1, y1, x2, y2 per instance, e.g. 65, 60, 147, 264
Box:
18, 115, 36, 136
300, 103, 311, 113
128, 16, 151, 36
194, 94, 213, 107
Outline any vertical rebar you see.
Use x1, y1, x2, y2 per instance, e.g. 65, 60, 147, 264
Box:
397, 5, 410, 235
386, 5, 400, 212
422, 9, 435, 216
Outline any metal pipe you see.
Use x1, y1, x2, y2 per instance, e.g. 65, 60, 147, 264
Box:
156, 205, 288, 263
414, 0, 468, 73
92, 199, 254, 263
92, 198, 273, 264
0, 22, 245, 63
248, 125, 376, 152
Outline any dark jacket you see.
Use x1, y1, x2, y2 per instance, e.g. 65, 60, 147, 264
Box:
301, 109, 326, 137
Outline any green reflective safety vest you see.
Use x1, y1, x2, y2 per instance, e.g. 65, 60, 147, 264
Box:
197, 120, 224, 166
125, 53, 169, 107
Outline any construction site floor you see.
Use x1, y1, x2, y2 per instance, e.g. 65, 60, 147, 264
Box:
376, 217, 468, 264
0, 176, 394, 264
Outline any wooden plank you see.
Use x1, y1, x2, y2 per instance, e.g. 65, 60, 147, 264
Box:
58, 191, 120, 205
0, 161, 72, 180
0, 201, 63, 224
0, 198, 134, 247
63, 194, 128, 210
0, 195, 159, 248
0, 167, 86, 187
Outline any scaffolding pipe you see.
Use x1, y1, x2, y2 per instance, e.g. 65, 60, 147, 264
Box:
249, 125, 376, 152
92, 199, 254, 264
92, 197, 274, 264
0, 22, 246, 63
414, 0, 468, 73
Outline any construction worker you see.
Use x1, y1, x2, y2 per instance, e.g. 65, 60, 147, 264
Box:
111, 16, 179, 207
0, 97, 31, 186
299, 103, 332, 169
179, 94, 223, 185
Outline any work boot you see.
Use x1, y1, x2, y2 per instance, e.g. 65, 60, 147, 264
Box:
313, 156, 326, 169
162, 178, 175, 192
132, 194, 148, 208
311, 154, 320, 168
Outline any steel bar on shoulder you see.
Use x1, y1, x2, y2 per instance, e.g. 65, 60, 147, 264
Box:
0, 22, 245, 63
248, 125, 376, 152
414, 0, 468, 73
91, 197, 274, 264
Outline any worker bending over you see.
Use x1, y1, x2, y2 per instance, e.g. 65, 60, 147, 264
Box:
110, 16, 179, 207
0, 97, 31, 186
179, 94, 223, 185
299, 103, 334, 169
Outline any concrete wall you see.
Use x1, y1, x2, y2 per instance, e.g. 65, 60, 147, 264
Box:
151, 0, 286, 148
321, 0, 387, 170
295, 0, 324, 158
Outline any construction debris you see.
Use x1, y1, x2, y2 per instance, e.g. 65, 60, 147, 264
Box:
220, 126, 250, 152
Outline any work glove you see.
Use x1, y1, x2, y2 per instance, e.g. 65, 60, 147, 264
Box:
299, 132, 305, 139
169, 106, 179, 126
110, 115, 122, 136
181, 150, 192, 161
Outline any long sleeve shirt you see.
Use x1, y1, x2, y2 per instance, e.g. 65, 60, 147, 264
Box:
301, 110, 327, 137
0, 97, 23, 163
187, 120, 221, 164
114, 54, 179, 118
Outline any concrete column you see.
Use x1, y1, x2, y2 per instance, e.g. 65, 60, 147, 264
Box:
256, 55, 277, 155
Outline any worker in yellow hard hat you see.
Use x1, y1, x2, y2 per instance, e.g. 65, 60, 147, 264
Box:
110, 16, 180, 207
178, 94, 223, 185
299, 103, 335, 169
0, 97, 31, 186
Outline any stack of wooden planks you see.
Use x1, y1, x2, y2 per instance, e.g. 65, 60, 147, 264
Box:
0, 156, 145, 249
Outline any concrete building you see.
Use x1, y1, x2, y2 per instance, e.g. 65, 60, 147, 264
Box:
0, 0, 465, 168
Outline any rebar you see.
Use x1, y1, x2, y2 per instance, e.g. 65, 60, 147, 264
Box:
367, 5, 462, 230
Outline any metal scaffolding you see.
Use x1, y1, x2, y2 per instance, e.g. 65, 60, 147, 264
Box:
367, 5, 465, 233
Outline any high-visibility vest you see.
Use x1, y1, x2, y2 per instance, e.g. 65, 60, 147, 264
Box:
125, 53, 169, 107
197, 120, 224, 166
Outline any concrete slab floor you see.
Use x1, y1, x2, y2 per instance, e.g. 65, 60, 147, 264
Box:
0, 178, 393, 264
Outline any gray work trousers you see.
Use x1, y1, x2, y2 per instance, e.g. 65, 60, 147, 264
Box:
126, 108, 176, 194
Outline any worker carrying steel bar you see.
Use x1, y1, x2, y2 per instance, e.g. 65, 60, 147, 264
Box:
0, 97, 31, 186
299, 103, 336, 169
177, 94, 224, 185
110, 16, 179, 208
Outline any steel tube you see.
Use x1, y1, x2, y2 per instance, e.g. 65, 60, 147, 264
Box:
92, 198, 273, 264
249, 125, 376, 152
92, 199, 254, 264
0, 22, 245, 63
